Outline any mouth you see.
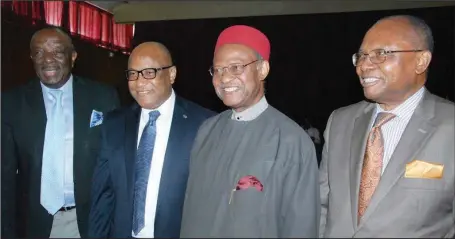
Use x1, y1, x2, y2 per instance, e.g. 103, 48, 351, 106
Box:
360, 77, 382, 88
137, 90, 152, 95
42, 67, 60, 77
42, 70, 58, 77
221, 86, 240, 93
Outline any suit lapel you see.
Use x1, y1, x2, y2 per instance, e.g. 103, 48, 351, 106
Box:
350, 103, 375, 228
25, 80, 47, 169
358, 92, 437, 227
125, 103, 141, 203
155, 97, 190, 235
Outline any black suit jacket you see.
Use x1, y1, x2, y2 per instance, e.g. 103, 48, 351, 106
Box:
1, 76, 120, 238
89, 95, 215, 238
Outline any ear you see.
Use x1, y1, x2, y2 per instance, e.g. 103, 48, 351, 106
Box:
169, 66, 177, 84
71, 51, 78, 68
415, 51, 431, 75
258, 60, 270, 81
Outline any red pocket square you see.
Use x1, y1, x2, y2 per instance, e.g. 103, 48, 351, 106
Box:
229, 175, 263, 204
236, 175, 264, 192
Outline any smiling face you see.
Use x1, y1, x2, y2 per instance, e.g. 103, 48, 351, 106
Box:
127, 42, 176, 109
30, 29, 77, 88
212, 44, 269, 112
356, 17, 431, 110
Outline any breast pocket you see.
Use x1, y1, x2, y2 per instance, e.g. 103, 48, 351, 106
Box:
398, 177, 446, 191
229, 161, 273, 218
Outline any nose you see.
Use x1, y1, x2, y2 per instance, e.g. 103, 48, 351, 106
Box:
43, 52, 57, 63
136, 74, 149, 87
219, 72, 235, 84
359, 56, 376, 72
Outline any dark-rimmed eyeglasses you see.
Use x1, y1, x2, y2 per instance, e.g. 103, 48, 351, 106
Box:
125, 65, 173, 81
209, 60, 259, 77
352, 49, 424, 66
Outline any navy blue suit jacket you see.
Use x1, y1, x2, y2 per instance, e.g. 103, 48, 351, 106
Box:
88, 96, 215, 238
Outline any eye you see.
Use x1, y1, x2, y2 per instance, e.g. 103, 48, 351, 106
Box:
374, 49, 387, 56
32, 50, 44, 58
230, 64, 243, 72
214, 67, 224, 74
127, 71, 137, 77
143, 69, 156, 76
54, 51, 66, 58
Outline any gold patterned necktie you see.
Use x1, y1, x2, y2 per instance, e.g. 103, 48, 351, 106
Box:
358, 112, 396, 222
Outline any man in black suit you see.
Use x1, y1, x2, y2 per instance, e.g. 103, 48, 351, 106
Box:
89, 42, 215, 238
1, 27, 120, 238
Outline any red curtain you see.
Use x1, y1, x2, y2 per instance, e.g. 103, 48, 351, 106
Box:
44, 1, 63, 27
100, 12, 111, 45
2, 0, 133, 53
77, 2, 101, 42
112, 19, 134, 50
68, 1, 78, 35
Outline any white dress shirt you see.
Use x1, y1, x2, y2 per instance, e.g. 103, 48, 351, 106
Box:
369, 87, 425, 174
40, 75, 75, 207
133, 90, 176, 238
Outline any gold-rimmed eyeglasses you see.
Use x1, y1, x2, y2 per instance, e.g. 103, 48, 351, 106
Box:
209, 60, 259, 77
352, 49, 424, 66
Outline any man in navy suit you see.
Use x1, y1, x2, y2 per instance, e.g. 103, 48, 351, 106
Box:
88, 42, 215, 238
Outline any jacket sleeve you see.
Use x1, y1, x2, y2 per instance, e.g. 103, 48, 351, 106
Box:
1, 92, 18, 239
89, 122, 115, 238
319, 111, 334, 237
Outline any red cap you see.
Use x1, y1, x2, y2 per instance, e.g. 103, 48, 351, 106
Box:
214, 25, 270, 61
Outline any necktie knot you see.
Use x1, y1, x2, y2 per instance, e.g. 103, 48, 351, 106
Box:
148, 110, 160, 124
49, 89, 63, 101
373, 112, 395, 128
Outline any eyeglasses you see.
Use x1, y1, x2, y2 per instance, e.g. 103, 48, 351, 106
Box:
352, 49, 424, 66
125, 66, 173, 81
209, 60, 259, 77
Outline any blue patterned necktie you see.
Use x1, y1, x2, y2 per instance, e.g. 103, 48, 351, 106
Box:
133, 110, 161, 235
40, 89, 66, 215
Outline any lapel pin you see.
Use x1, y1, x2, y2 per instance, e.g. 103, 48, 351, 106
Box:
183, 114, 188, 119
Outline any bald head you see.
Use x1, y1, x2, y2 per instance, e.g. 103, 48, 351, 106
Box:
372, 15, 433, 53
30, 27, 74, 52
129, 42, 173, 66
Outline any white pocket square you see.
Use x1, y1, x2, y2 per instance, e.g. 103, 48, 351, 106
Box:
90, 110, 103, 128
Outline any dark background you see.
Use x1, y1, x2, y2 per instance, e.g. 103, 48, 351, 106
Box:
2, 6, 454, 131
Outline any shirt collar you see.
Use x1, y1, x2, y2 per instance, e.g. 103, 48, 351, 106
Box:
231, 96, 269, 121
375, 86, 425, 120
141, 89, 176, 122
40, 74, 73, 94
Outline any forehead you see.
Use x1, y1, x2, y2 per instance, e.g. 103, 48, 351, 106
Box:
31, 31, 70, 48
213, 44, 256, 63
360, 19, 416, 51
128, 53, 161, 69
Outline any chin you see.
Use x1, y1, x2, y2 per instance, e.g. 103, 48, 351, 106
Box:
222, 96, 243, 107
